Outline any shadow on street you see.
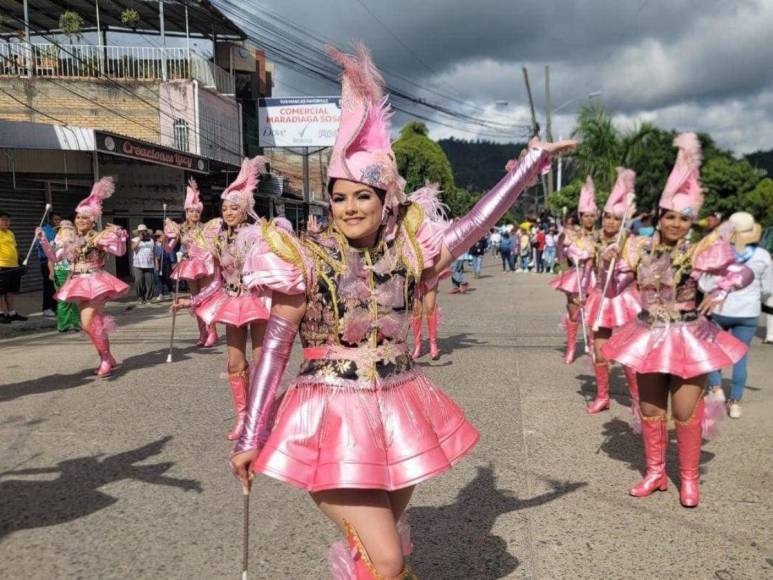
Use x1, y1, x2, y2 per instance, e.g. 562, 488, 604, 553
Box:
0, 436, 201, 539
409, 464, 586, 579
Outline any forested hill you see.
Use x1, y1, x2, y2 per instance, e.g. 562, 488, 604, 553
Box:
438, 138, 526, 192
746, 149, 773, 177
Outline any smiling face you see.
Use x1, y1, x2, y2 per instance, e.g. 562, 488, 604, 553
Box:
74, 213, 94, 234
658, 210, 693, 243
221, 201, 246, 228
330, 179, 384, 248
601, 212, 622, 237
185, 207, 201, 225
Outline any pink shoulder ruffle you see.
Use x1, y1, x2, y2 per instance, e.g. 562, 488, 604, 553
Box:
415, 219, 445, 270
692, 238, 734, 275
97, 227, 127, 256
242, 225, 306, 295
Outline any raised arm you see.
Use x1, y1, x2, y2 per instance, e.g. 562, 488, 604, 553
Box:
97, 225, 127, 256
428, 139, 576, 276
230, 292, 306, 486
35, 228, 60, 263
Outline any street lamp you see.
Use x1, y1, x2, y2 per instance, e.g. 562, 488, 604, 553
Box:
552, 91, 603, 115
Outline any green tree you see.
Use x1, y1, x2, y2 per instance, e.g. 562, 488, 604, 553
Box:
393, 121, 455, 196
741, 178, 773, 226
546, 178, 583, 215
701, 156, 765, 217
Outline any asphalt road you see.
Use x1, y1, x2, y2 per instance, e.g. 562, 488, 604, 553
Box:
1, 260, 771, 579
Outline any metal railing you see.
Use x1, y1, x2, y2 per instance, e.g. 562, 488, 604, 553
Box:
0, 43, 235, 95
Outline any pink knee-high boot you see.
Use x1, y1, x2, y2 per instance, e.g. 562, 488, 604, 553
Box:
328, 520, 416, 580
629, 415, 668, 497
564, 311, 580, 364
87, 313, 118, 377
623, 366, 642, 433
675, 398, 704, 508
195, 316, 208, 346
427, 307, 441, 360
226, 368, 249, 441
203, 321, 218, 347
587, 362, 610, 414
411, 314, 423, 359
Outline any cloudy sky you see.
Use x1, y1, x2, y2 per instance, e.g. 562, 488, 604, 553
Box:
225, 0, 773, 155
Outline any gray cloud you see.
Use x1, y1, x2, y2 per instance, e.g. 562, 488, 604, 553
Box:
245, 0, 773, 153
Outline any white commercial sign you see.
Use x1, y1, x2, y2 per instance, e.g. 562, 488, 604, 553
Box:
258, 96, 341, 148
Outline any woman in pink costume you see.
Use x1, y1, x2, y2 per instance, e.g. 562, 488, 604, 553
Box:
174, 157, 271, 441
409, 185, 450, 361
583, 168, 642, 416
36, 177, 128, 377
603, 134, 753, 508
550, 177, 598, 363
229, 44, 576, 579
164, 178, 218, 347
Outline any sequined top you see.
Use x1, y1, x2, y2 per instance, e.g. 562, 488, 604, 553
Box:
244, 202, 442, 386
63, 228, 127, 274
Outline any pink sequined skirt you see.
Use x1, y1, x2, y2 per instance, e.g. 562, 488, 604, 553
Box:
171, 257, 213, 281
55, 271, 128, 304
602, 317, 747, 379
251, 372, 480, 492
196, 290, 270, 328
584, 287, 642, 329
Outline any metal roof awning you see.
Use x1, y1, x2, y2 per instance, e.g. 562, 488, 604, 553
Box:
0, 0, 245, 40
0, 119, 95, 150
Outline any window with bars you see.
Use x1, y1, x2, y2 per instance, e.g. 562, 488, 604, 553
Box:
173, 118, 190, 152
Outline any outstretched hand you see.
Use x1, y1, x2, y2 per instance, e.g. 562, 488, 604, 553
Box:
529, 137, 579, 155
230, 449, 258, 488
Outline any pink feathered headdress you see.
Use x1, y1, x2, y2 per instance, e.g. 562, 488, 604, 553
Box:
76, 176, 115, 218
604, 167, 636, 218
327, 43, 407, 238
184, 177, 203, 212
221, 156, 266, 221
578, 175, 598, 215
659, 132, 704, 217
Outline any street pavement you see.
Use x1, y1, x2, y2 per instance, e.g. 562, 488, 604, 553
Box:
1, 260, 771, 579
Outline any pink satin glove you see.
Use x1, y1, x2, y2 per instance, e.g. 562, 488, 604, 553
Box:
442, 148, 550, 258
711, 263, 754, 302
189, 267, 221, 308
35, 229, 59, 263
233, 315, 298, 454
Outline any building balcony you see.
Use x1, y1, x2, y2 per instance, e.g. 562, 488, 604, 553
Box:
1, 42, 235, 96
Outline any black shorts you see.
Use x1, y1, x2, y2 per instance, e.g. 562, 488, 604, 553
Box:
0, 266, 22, 294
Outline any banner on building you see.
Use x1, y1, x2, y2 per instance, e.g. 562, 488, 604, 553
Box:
258, 97, 341, 148
96, 131, 209, 173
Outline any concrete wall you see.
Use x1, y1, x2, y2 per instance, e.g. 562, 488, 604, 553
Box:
0, 78, 161, 143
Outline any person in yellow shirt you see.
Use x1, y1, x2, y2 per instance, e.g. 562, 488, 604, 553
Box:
0, 211, 28, 323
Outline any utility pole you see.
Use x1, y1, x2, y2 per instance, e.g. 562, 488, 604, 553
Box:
522, 66, 546, 215
544, 65, 554, 200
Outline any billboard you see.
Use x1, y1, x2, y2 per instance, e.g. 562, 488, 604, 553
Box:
258, 97, 341, 148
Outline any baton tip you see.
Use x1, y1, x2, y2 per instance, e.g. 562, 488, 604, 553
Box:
241, 571, 248, 580
166, 354, 173, 363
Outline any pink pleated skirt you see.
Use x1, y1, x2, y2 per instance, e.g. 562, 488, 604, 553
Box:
55, 271, 128, 304
602, 317, 747, 379
550, 268, 584, 296
251, 372, 480, 492
196, 289, 270, 328
171, 257, 213, 281
584, 287, 642, 329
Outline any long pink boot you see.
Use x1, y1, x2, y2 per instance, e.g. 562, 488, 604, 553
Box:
427, 307, 441, 360
195, 316, 208, 346
334, 520, 416, 580
564, 313, 579, 364
629, 415, 668, 497
411, 315, 423, 359
203, 322, 218, 347
587, 363, 610, 414
226, 368, 249, 441
89, 313, 118, 377
623, 366, 642, 433
675, 398, 704, 508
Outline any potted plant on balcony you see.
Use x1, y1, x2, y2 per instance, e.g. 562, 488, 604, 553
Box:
121, 8, 141, 29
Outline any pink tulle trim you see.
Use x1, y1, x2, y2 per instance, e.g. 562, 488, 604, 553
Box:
55, 271, 128, 304
195, 290, 270, 328
584, 287, 642, 328
251, 373, 480, 492
602, 318, 748, 379
171, 257, 213, 281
